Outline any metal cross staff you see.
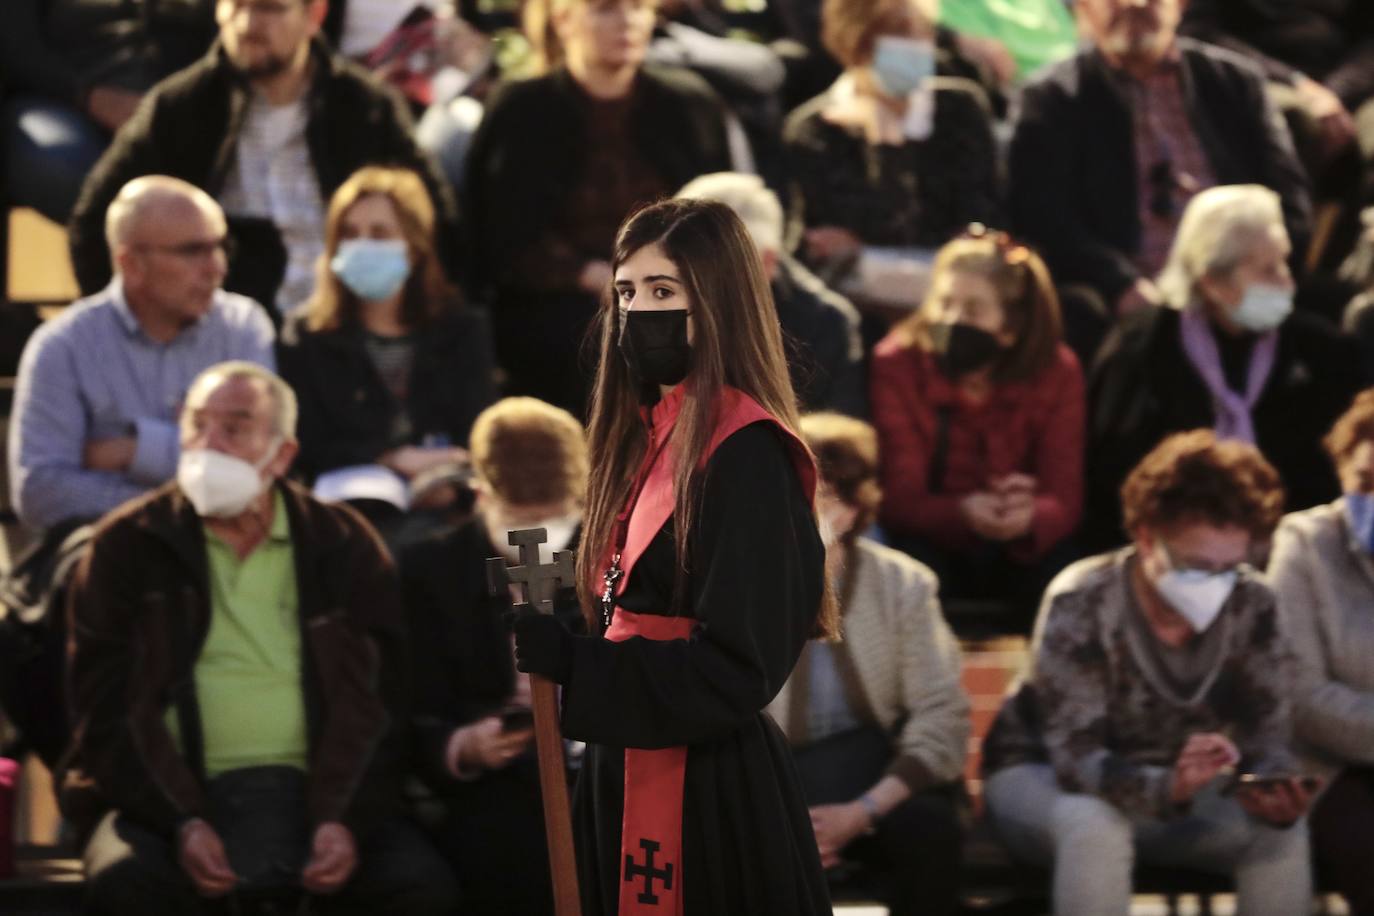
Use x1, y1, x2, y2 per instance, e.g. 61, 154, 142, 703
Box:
487, 528, 582, 916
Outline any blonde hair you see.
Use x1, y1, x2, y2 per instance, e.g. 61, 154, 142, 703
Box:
1155, 184, 1287, 311
822, 0, 936, 67
523, 0, 657, 75
470, 397, 588, 507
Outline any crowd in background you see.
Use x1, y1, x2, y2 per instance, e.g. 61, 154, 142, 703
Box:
4, 0, 1374, 913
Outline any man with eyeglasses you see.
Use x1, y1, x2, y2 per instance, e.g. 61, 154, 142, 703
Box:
1007, 0, 1312, 324
9, 175, 275, 535
66, 0, 456, 319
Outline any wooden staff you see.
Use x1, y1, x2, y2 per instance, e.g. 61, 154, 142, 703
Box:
487, 528, 582, 916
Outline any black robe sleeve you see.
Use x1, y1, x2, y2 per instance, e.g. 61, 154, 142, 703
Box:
560, 423, 824, 749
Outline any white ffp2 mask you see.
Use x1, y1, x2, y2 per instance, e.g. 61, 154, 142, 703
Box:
177, 443, 278, 518
1151, 546, 1237, 633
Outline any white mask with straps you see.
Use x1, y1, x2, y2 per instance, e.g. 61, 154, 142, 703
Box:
1151, 544, 1237, 633
177, 440, 280, 518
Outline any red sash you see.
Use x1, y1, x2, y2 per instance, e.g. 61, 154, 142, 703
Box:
602, 385, 815, 916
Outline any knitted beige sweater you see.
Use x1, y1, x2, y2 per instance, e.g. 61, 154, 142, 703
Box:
1268, 500, 1374, 783
767, 537, 970, 792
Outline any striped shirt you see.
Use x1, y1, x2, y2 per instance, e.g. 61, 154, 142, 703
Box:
7, 280, 275, 530
218, 93, 327, 316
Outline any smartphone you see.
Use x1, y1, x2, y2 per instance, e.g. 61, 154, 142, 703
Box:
500, 707, 535, 733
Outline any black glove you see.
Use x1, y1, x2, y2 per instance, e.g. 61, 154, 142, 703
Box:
511, 610, 574, 684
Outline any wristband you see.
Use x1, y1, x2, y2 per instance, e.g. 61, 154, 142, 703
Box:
857, 793, 880, 834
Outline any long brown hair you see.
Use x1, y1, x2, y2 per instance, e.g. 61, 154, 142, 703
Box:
576, 198, 839, 638
894, 229, 1063, 383
302, 166, 459, 332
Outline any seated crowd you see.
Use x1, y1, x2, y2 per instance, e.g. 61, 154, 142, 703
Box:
5, 0, 1374, 913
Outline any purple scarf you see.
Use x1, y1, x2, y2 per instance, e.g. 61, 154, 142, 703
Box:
1178, 305, 1278, 445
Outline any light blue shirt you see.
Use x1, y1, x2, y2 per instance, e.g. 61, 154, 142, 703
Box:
805, 641, 864, 743
8, 280, 275, 530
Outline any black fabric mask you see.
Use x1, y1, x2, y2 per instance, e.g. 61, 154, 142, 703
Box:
928, 321, 1004, 378
619, 309, 691, 387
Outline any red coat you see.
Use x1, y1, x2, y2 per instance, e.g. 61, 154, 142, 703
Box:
870, 334, 1085, 561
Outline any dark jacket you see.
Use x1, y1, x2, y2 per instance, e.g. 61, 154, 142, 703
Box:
460, 65, 732, 300
399, 518, 582, 792
1009, 39, 1312, 307
62, 480, 408, 839
783, 76, 1001, 253
1181, 0, 1374, 109
773, 256, 866, 417
1086, 305, 1361, 549
1, 0, 215, 107
277, 309, 498, 481
67, 38, 458, 309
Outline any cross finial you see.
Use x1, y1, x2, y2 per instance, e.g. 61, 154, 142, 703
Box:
486, 527, 577, 614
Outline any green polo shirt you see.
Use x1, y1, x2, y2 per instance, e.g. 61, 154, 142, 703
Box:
166, 491, 308, 777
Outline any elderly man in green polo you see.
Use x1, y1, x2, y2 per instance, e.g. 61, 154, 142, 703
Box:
63, 361, 458, 915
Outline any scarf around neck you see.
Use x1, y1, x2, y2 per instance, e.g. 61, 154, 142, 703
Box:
1178, 304, 1278, 445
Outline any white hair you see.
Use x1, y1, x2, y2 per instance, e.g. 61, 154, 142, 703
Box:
104, 175, 224, 257
185, 361, 299, 439
676, 172, 785, 255
1155, 184, 1287, 310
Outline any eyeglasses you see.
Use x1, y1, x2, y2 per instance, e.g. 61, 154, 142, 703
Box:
1157, 540, 1245, 578
135, 237, 236, 261
961, 222, 1032, 266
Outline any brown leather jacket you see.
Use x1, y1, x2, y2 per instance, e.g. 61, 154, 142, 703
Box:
61, 479, 407, 839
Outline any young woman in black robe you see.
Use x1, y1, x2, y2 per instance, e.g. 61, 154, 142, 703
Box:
511, 198, 837, 914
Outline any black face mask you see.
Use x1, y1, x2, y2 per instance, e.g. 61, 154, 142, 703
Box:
928, 321, 1004, 378
619, 309, 691, 387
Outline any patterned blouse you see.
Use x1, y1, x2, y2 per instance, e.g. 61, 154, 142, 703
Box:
982, 548, 1297, 819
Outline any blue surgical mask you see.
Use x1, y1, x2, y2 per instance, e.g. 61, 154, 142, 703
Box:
1345, 492, 1374, 553
1230, 283, 1292, 333
870, 36, 936, 99
331, 238, 411, 302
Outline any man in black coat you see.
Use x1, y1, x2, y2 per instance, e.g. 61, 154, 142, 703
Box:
1008, 0, 1311, 323
67, 0, 457, 320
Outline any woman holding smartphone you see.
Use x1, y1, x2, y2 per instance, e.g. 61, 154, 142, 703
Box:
981, 430, 1315, 916
510, 198, 835, 914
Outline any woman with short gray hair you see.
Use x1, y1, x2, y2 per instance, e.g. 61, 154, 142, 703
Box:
1085, 184, 1360, 548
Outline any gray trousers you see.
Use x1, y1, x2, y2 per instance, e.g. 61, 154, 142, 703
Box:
983, 763, 1312, 916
